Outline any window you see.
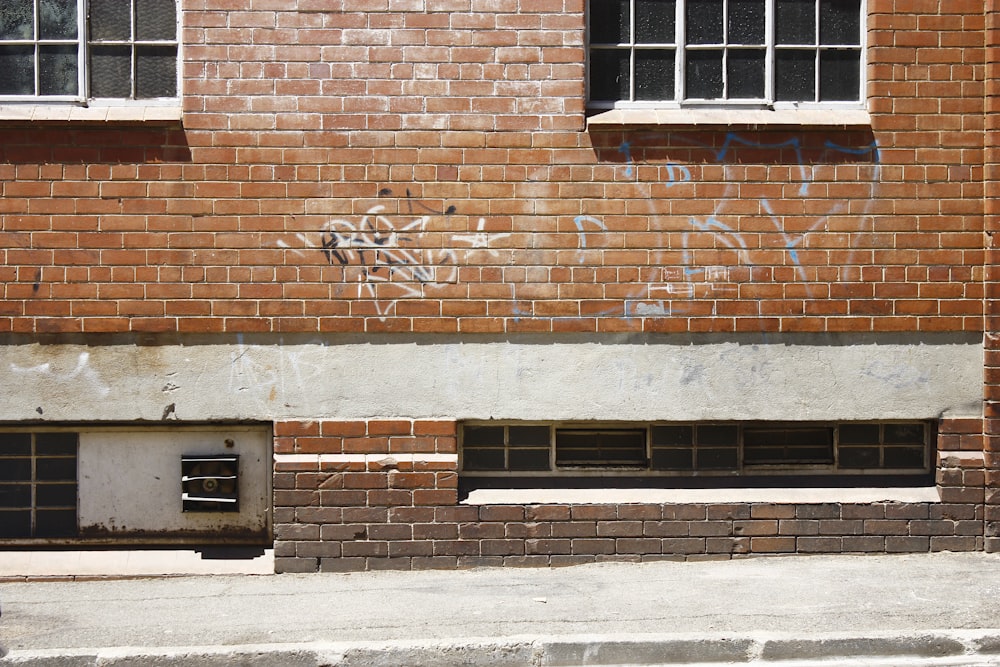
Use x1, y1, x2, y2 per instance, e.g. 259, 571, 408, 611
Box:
460, 421, 931, 477
0, 0, 178, 101
588, 0, 863, 108
0, 432, 78, 538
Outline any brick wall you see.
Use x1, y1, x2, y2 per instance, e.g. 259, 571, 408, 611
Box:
273, 419, 984, 572
0, 1, 993, 562
0, 0, 986, 335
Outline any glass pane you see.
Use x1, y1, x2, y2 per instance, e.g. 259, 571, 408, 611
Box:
651, 448, 693, 470
819, 49, 859, 100
35, 508, 77, 537
0, 484, 32, 507
0, 45, 34, 94
36, 483, 78, 507
508, 449, 550, 471
685, 49, 722, 98
39, 0, 78, 39
89, 0, 131, 41
727, 49, 764, 98
36, 457, 76, 481
635, 48, 674, 100
0, 458, 31, 481
39, 44, 78, 95
590, 0, 629, 44
590, 48, 630, 101
0, 433, 32, 456
461, 449, 506, 471
36, 432, 77, 456
463, 425, 505, 446
90, 44, 131, 97
652, 425, 693, 446
884, 423, 925, 445
820, 0, 860, 45
136, 0, 176, 41
698, 424, 737, 446
728, 0, 765, 44
0, 510, 32, 538
697, 447, 738, 469
838, 446, 879, 468
507, 426, 550, 447
636, 0, 675, 43
839, 424, 879, 445
776, 0, 815, 45
775, 49, 815, 101
136, 44, 176, 97
0, 0, 35, 40
685, 0, 723, 44
883, 446, 925, 468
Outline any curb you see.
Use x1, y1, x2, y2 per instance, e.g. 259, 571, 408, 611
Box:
2, 632, 1000, 666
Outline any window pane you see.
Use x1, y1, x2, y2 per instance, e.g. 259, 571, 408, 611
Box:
36, 433, 77, 456
820, 0, 860, 45
463, 426, 505, 446
590, 49, 630, 101
508, 426, 550, 447
819, 49, 859, 100
685, 0, 723, 44
775, 49, 814, 101
685, 49, 722, 98
36, 457, 76, 481
0, 457, 31, 481
636, 0, 675, 43
776, 0, 815, 45
89, 0, 131, 41
136, 0, 176, 41
0, 433, 32, 456
652, 425, 693, 446
0, 45, 34, 94
39, 0, 78, 39
591, 0, 629, 44
839, 446, 879, 468
0, 510, 32, 538
884, 423, 925, 445
36, 483, 77, 507
90, 45, 131, 97
34, 508, 77, 537
839, 424, 879, 445
136, 44, 176, 97
883, 446, 925, 468
0, 484, 32, 506
39, 44, 78, 95
462, 449, 506, 471
555, 429, 647, 466
635, 49, 674, 100
728, 0, 765, 44
727, 49, 765, 98
698, 424, 737, 446
508, 449, 550, 471
651, 448, 693, 470
0, 0, 34, 40
696, 447, 738, 469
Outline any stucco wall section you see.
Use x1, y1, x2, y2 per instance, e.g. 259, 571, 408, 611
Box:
0, 333, 982, 423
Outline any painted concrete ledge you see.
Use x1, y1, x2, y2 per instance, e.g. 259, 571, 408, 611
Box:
462, 486, 942, 505
2, 632, 999, 666
0, 549, 274, 579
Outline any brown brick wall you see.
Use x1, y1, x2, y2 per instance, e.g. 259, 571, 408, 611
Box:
273, 419, 985, 572
0, 1, 987, 336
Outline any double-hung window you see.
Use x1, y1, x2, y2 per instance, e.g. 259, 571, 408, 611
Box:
0, 0, 178, 102
588, 0, 863, 109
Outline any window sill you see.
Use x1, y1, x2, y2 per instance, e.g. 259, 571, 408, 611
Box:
0, 104, 182, 125
462, 486, 939, 505
586, 107, 872, 128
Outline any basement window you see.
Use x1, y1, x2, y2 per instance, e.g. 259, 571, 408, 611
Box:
0, 431, 78, 538
460, 421, 933, 480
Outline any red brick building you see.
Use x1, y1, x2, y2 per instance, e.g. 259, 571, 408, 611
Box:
0, 0, 998, 571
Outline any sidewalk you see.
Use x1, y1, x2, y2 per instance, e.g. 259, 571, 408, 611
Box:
2, 552, 1000, 665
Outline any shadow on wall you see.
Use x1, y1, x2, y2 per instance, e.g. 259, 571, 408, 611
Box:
589, 127, 879, 171
0, 125, 192, 164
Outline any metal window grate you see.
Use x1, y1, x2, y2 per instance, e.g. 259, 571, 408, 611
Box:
0, 432, 78, 538
460, 421, 931, 477
181, 455, 239, 513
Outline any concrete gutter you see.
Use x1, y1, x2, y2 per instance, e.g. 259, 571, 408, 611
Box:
3, 632, 1000, 666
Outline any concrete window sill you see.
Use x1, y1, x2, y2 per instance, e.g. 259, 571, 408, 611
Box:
462, 486, 940, 505
0, 104, 183, 124
586, 107, 872, 128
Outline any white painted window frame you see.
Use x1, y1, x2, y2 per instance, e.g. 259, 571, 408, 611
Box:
0, 0, 181, 107
587, 0, 867, 113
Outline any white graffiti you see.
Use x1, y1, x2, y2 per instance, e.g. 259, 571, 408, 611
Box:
10, 352, 110, 398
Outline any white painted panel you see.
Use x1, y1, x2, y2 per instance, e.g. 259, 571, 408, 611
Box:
77, 427, 270, 541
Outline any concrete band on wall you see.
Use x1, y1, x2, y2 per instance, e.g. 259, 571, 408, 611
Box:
0, 332, 983, 423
